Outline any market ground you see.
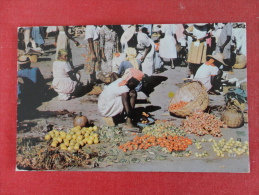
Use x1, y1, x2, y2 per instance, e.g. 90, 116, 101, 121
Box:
17, 34, 249, 172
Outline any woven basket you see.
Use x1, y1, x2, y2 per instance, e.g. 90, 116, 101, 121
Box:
168, 81, 209, 117
221, 103, 244, 128
233, 54, 247, 69
240, 82, 247, 91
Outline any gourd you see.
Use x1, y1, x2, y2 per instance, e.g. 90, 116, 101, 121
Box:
73, 112, 88, 127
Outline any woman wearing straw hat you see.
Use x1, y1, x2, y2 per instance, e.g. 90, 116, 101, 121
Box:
194, 53, 226, 95
18, 56, 45, 105
183, 23, 210, 78
98, 68, 144, 128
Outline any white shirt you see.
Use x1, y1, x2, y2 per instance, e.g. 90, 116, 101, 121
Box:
194, 63, 219, 91
85, 25, 99, 41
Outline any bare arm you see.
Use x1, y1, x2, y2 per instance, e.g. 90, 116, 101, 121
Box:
88, 38, 97, 62
121, 92, 133, 117
219, 35, 231, 53
183, 30, 197, 41
140, 45, 152, 62
64, 26, 79, 46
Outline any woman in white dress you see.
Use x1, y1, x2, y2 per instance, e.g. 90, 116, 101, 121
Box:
159, 24, 178, 69
52, 49, 81, 101
98, 68, 144, 128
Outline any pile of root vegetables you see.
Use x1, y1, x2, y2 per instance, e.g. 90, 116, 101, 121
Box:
181, 110, 227, 137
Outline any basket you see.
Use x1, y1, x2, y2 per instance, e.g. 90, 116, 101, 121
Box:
168, 81, 209, 117
221, 103, 244, 128
233, 54, 247, 69
240, 82, 247, 91
97, 72, 112, 84
25, 54, 38, 63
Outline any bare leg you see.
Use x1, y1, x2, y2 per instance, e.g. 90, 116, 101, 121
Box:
124, 90, 137, 128
170, 58, 175, 69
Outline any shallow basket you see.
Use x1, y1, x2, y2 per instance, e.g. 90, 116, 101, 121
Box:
233, 54, 247, 69
168, 81, 209, 117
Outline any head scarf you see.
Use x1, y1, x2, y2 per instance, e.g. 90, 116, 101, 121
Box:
126, 48, 139, 70
118, 68, 144, 87
57, 49, 68, 61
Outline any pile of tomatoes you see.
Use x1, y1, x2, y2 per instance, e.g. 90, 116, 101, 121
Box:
119, 134, 192, 153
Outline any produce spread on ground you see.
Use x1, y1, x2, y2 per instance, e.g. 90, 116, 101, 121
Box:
16, 27, 249, 172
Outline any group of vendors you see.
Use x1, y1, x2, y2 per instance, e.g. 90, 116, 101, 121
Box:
17, 23, 246, 127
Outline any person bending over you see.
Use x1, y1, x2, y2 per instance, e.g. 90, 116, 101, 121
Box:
98, 68, 144, 128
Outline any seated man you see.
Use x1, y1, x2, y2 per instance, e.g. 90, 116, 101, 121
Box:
17, 56, 45, 106
194, 53, 226, 95
98, 68, 144, 128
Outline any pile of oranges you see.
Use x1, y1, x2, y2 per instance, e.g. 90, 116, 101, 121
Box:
118, 134, 192, 153
169, 101, 189, 111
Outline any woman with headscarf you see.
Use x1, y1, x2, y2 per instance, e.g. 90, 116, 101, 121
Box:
98, 68, 144, 128
52, 49, 81, 101
111, 47, 142, 91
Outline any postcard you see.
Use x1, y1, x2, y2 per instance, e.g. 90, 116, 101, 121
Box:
16, 23, 249, 172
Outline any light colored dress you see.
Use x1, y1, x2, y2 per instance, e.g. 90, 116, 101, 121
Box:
159, 24, 177, 59
216, 23, 233, 59
136, 32, 155, 76
186, 25, 208, 64
84, 25, 101, 74
55, 26, 69, 60
99, 25, 118, 73
98, 78, 129, 117
52, 61, 78, 100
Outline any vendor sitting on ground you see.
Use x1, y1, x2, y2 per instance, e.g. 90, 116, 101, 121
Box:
52, 49, 82, 101
98, 68, 144, 128
18, 56, 45, 105
111, 47, 142, 92
193, 53, 226, 95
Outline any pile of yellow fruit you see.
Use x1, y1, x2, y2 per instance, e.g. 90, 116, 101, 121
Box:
212, 138, 249, 157
44, 126, 99, 151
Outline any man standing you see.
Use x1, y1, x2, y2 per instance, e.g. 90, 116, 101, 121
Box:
216, 23, 233, 72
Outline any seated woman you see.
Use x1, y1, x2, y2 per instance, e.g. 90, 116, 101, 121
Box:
194, 53, 226, 95
52, 49, 81, 101
111, 47, 143, 91
17, 56, 45, 106
98, 68, 144, 128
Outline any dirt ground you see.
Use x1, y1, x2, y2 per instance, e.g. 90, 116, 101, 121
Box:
17, 33, 249, 172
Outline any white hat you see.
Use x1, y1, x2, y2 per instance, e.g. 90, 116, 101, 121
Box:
120, 26, 136, 44
194, 23, 208, 26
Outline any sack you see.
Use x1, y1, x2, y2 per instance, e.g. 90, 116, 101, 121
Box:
224, 87, 247, 104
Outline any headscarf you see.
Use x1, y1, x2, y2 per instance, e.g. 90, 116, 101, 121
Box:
118, 68, 144, 87
57, 49, 68, 61
126, 47, 139, 70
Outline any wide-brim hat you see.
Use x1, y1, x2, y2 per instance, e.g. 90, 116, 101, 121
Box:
18, 55, 30, 64
207, 53, 227, 66
120, 25, 136, 44
194, 23, 208, 26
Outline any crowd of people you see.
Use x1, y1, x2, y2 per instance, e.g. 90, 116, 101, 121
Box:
17, 23, 247, 127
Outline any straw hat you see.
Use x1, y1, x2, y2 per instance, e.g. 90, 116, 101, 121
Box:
207, 53, 227, 66
18, 56, 30, 64
120, 25, 136, 44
